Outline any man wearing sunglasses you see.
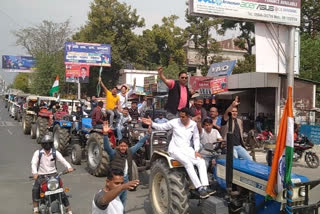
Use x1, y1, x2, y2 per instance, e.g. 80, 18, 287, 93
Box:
158, 66, 192, 119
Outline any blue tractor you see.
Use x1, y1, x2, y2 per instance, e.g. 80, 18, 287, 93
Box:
149, 117, 320, 214
70, 117, 112, 177
52, 111, 72, 156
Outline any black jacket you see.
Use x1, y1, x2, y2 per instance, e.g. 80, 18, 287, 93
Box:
165, 80, 190, 114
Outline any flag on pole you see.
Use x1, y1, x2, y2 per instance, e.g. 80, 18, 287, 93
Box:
266, 86, 294, 198
49, 75, 59, 96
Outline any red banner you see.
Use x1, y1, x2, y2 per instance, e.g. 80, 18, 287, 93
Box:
65, 64, 90, 83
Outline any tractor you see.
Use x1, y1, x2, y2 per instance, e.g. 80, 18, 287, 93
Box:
34, 96, 57, 144
148, 115, 320, 214
22, 95, 38, 138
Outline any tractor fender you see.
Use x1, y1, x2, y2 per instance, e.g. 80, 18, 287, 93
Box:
150, 150, 184, 169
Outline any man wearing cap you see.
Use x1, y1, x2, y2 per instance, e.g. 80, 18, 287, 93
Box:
118, 78, 136, 109
158, 66, 192, 119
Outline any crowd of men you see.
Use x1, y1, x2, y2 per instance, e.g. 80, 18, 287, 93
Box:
31, 67, 253, 214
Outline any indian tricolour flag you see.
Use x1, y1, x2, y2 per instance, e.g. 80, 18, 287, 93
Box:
49, 75, 59, 96
266, 86, 294, 198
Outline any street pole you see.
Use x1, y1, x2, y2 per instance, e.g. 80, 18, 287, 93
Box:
78, 81, 81, 100
285, 25, 295, 214
287, 26, 295, 93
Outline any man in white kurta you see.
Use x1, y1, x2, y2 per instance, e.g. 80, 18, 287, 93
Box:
142, 108, 213, 198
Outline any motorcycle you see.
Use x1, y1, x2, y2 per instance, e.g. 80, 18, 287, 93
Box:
32, 170, 73, 214
266, 135, 319, 168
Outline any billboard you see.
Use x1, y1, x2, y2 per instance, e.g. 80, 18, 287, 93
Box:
197, 77, 228, 96
65, 64, 90, 83
207, 60, 236, 77
64, 42, 111, 66
189, 0, 301, 27
2, 55, 36, 72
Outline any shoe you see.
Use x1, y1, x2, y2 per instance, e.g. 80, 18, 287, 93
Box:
197, 187, 209, 199
205, 187, 216, 196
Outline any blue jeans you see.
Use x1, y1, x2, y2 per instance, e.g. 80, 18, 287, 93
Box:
115, 126, 122, 140
119, 175, 129, 207
234, 145, 252, 160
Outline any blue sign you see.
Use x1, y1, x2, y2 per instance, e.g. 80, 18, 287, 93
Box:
2, 55, 36, 72
300, 124, 320, 145
207, 60, 236, 77
64, 42, 111, 67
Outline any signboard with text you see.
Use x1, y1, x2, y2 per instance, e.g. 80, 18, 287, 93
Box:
65, 64, 90, 83
2, 55, 36, 72
207, 60, 236, 77
189, 0, 301, 27
197, 77, 228, 96
64, 42, 111, 66
300, 125, 320, 145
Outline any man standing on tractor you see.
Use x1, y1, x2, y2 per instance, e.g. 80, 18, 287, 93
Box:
103, 123, 151, 207
99, 77, 120, 128
118, 78, 136, 109
221, 96, 252, 160
142, 108, 214, 198
158, 66, 192, 119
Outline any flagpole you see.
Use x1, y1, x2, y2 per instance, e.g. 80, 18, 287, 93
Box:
285, 26, 295, 214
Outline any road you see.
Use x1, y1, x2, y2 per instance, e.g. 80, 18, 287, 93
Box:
0, 98, 319, 214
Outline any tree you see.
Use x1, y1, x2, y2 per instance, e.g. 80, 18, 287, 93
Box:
301, 0, 320, 37
185, 10, 223, 75
12, 73, 31, 93
30, 51, 76, 96
220, 21, 255, 55
14, 20, 72, 57
72, 0, 145, 95
232, 54, 255, 74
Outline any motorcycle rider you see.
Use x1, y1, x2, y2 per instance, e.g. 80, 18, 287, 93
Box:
31, 135, 74, 214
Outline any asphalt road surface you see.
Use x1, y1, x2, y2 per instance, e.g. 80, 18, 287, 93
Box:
0, 99, 319, 214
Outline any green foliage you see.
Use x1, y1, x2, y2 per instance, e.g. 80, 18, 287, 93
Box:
232, 54, 255, 74
301, 0, 320, 37
299, 34, 320, 81
163, 62, 186, 80
220, 21, 255, 55
31, 51, 76, 96
185, 9, 223, 74
12, 73, 31, 93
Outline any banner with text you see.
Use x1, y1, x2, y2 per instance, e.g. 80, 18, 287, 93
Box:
197, 77, 228, 96
207, 60, 236, 77
65, 42, 111, 66
2, 55, 36, 72
65, 64, 90, 83
189, 0, 301, 27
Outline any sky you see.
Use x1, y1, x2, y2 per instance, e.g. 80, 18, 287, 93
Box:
0, 0, 233, 84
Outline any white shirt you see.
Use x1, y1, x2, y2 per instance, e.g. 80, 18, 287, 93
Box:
200, 128, 222, 156
152, 118, 200, 158
118, 88, 134, 109
31, 149, 72, 175
92, 190, 124, 214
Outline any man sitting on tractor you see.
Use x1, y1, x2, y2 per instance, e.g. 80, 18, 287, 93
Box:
91, 101, 105, 129
142, 108, 215, 198
197, 118, 224, 168
103, 123, 151, 207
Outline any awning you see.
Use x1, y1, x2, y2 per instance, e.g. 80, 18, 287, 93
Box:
215, 90, 247, 99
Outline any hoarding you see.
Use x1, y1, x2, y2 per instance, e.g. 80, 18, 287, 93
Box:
64, 42, 111, 66
300, 125, 320, 145
2, 55, 36, 72
189, 76, 213, 91
189, 0, 301, 27
197, 77, 228, 96
65, 64, 90, 83
207, 60, 236, 77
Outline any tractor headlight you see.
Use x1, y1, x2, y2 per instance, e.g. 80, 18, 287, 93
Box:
47, 178, 59, 191
299, 187, 306, 197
